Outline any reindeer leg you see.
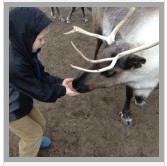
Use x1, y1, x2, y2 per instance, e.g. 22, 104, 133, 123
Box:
56, 7, 65, 22
134, 96, 147, 109
81, 7, 88, 22
51, 7, 57, 19
133, 88, 154, 110
121, 86, 133, 127
66, 7, 76, 23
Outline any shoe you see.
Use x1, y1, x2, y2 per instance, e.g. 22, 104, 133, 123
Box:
40, 136, 52, 149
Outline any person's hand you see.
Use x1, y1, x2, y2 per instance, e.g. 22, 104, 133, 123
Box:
62, 78, 79, 97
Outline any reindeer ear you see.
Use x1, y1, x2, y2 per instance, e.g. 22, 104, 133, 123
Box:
119, 54, 146, 70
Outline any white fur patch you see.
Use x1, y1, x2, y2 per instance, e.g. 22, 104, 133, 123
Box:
98, 8, 159, 98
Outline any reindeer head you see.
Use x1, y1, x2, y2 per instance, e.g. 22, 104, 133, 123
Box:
64, 7, 159, 93
71, 41, 148, 93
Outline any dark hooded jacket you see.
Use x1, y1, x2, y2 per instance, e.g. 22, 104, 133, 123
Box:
9, 7, 66, 122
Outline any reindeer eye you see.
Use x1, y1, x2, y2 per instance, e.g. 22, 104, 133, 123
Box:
101, 70, 116, 77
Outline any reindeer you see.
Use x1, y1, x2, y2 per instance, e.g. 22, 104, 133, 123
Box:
64, 7, 159, 126
51, 7, 89, 23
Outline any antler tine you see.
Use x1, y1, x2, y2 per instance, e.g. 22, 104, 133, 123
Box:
70, 40, 159, 73
64, 26, 109, 43
70, 57, 118, 73
64, 8, 137, 45
108, 7, 137, 45
71, 41, 116, 63
117, 40, 159, 59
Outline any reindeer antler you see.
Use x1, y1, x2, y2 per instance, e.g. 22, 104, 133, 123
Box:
70, 40, 159, 73
65, 7, 158, 73
64, 7, 137, 45
108, 7, 136, 44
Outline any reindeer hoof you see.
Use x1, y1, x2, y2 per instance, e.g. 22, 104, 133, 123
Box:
120, 113, 133, 127
66, 18, 71, 24
82, 17, 88, 22
135, 100, 147, 110
51, 15, 57, 19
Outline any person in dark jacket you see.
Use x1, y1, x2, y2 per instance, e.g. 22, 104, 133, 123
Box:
9, 7, 79, 157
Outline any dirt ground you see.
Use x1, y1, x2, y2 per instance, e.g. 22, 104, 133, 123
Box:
9, 7, 159, 157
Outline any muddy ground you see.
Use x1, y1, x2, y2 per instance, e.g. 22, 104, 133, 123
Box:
9, 7, 159, 157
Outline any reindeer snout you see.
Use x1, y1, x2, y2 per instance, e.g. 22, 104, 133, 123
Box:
72, 79, 80, 91
72, 78, 89, 93
72, 79, 81, 92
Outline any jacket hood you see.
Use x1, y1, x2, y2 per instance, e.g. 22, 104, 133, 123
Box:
9, 7, 52, 58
